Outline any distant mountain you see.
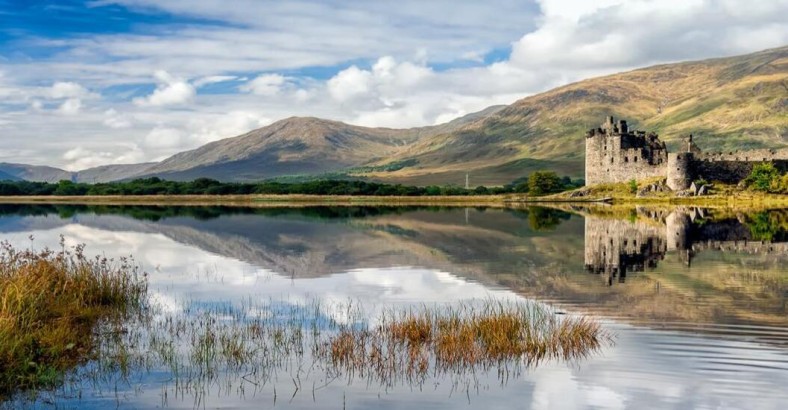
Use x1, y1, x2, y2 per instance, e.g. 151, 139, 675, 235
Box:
74, 163, 156, 183
0, 162, 156, 184
0, 163, 72, 183
7, 46, 787, 186
135, 108, 505, 182
0, 169, 21, 181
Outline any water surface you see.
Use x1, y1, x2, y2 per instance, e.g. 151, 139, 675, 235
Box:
2, 204, 787, 409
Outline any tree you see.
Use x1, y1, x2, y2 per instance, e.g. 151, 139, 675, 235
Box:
527, 171, 563, 196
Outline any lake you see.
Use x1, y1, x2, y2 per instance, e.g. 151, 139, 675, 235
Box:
1, 204, 787, 409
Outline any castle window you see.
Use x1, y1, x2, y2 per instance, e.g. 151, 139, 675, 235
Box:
634, 156, 638, 162
624, 157, 629, 163
677, 155, 681, 160
610, 158, 614, 164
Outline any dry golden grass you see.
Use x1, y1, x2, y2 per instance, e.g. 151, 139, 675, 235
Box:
0, 239, 147, 399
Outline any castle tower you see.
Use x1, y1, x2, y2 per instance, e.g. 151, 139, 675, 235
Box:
667, 152, 693, 191
666, 211, 691, 252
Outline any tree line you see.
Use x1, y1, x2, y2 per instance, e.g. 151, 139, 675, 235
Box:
0, 171, 584, 197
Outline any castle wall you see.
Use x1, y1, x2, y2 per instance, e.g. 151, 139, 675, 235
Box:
692, 148, 788, 184
585, 134, 667, 185
584, 118, 788, 189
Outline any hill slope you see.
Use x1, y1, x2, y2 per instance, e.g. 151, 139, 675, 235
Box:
0, 163, 73, 183
368, 46, 788, 185
136, 108, 506, 182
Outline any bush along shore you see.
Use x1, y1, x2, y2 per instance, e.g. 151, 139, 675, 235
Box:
0, 172, 584, 197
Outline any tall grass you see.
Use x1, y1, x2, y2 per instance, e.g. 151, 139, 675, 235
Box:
0, 238, 147, 399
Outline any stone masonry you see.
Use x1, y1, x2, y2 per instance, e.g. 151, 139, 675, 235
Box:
585, 116, 788, 190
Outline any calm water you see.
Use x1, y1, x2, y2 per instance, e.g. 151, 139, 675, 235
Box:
2, 204, 788, 409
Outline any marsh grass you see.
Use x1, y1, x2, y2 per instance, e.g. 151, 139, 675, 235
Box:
0, 238, 147, 399
0, 250, 611, 408
102, 299, 612, 407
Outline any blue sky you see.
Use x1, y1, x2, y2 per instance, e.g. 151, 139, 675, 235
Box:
0, 0, 786, 170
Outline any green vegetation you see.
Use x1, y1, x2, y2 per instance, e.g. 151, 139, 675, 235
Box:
628, 179, 638, 194
744, 163, 788, 194
0, 240, 147, 399
0, 172, 584, 198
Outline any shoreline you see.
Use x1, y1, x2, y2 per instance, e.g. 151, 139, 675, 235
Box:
0, 192, 785, 207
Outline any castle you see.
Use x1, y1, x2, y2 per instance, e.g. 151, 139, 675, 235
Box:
585, 116, 788, 190
584, 208, 788, 286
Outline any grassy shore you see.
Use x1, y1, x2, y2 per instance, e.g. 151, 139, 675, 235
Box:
0, 194, 509, 207
0, 241, 147, 399
0, 186, 785, 208
541, 181, 788, 207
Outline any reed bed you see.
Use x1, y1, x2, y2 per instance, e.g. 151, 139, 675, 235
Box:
0, 238, 147, 399
0, 248, 611, 407
106, 299, 613, 407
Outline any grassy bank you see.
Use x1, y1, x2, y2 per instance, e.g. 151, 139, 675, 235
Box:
544, 181, 788, 207
0, 240, 147, 399
0, 194, 509, 207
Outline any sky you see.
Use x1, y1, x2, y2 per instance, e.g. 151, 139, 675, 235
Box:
0, 0, 786, 171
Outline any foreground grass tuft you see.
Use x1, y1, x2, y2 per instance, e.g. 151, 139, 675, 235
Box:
0, 238, 147, 399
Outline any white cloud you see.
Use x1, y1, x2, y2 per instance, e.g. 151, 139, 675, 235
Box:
48, 81, 94, 99
327, 66, 373, 102
133, 70, 195, 107
193, 75, 237, 87
57, 98, 82, 115
240, 74, 287, 96
61, 144, 146, 171
103, 109, 132, 129
2, 0, 787, 168
143, 126, 185, 149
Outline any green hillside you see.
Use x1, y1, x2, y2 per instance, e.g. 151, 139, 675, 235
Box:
365, 46, 788, 185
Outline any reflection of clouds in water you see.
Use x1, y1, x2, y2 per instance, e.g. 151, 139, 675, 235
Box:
4, 224, 519, 322
4, 217, 788, 409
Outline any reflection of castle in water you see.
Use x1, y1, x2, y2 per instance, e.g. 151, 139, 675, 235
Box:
584, 209, 788, 285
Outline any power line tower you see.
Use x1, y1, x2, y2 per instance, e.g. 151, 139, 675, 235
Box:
465, 173, 469, 190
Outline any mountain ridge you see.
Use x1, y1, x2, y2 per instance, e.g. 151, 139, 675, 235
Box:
5, 46, 786, 185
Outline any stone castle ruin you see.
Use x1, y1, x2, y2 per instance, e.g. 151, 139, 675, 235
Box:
585, 116, 788, 191
584, 208, 788, 286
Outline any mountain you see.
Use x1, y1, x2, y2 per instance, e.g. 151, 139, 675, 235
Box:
365, 45, 788, 185
74, 163, 156, 183
0, 162, 157, 184
0, 170, 21, 182
7, 46, 787, 186
0, 163, 73, 183
135, 108, 505, 182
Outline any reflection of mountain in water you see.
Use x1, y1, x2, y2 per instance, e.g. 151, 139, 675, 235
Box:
0, 204, 787, 332
584, 208, 788, 286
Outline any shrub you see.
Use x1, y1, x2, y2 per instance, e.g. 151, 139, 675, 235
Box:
628, 179, 638, 194
745, 163, 780, 192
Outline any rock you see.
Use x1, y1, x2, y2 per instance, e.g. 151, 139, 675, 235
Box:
569, 189, 589, 198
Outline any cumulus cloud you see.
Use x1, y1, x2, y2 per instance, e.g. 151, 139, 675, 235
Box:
57, 98, 83, 115
103, 109, 133, 129
133, 70, 195, 107
2, 0, 787, 168
240, 74, 288, 96
143, 126, 185, 149
61, 144, 145, 171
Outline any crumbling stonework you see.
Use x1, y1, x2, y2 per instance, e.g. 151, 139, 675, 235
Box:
585, 117, 788, 190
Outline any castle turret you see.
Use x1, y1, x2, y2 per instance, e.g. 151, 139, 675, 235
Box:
667, 152, 693, 191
